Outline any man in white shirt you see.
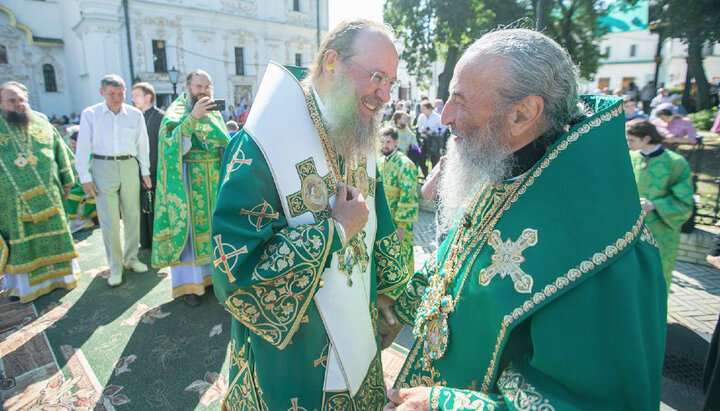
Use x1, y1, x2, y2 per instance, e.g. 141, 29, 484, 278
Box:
416, 100, 445, 176
416, 100, 443, 133
75, 74, 152, 287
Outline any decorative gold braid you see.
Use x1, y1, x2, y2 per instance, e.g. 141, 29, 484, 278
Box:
301, 88, 344, 184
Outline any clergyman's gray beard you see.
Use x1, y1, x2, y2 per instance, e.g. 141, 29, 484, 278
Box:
436, 122, 514, 236
322, 76, 382, 159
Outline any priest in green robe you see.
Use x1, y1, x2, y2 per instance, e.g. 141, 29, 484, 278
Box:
152, 70, 229, 306
212, 19, 410, 410
385, 29, 667, 410
626, 119, 693, 292
378, 126, 419, 275
0, 81, 80, 302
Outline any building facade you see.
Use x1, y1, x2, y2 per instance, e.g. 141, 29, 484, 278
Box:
0, 0, 328, 116
580, 0, 720, 94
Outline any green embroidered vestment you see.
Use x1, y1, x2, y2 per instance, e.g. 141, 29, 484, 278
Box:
377, 150, 419, 275
392, 95, 668, 410
211, 129, 409, 410
152, 93, 229, 268
630, 149, 693, 290
0, 114, 77, 291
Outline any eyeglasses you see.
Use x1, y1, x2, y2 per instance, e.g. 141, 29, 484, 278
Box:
345, 58, 400, 92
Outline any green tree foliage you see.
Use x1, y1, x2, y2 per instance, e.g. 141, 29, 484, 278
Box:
540, 0, 609, 79
384, 0, 610, 100
384, 0, 526, 100
650, 0, 720, 110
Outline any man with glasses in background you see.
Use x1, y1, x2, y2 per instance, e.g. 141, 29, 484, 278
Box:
212, 19, 410, 410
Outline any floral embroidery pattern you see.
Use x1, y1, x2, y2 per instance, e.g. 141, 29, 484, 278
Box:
375, 231, 410, 298
225, 223, 333, 349
394, 256, 435, 325
497, 367, 555, 411
225, 341, 262, 411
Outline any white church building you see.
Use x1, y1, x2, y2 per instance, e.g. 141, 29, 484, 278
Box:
0, 0, 328, 116
580, 0, 720, 94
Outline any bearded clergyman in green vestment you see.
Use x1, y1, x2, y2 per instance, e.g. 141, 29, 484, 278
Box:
152, 70, 229, 306
0, 81, 80, 302
384, 29, 667, 410
377, 126, 419, 275
211, 20, 411, 410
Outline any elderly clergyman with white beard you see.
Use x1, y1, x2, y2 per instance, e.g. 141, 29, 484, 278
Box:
384, 29, 667, 410
211, 19, 410, 409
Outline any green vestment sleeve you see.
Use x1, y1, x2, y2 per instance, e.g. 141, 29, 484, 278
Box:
373, 178, 412, 299
54, 129, 75, 188
393, 159, 419, 227
393, 255, 434, 325
212, 130, 344, 348
648, 156, 693, 231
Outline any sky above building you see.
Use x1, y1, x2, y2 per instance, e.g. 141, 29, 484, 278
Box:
329, 0, 384, 29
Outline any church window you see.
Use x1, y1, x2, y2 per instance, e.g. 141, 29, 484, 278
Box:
153, 40, 167, 73
295, 53, 302, 67
630, 44, 637, 57
0, 45, 7, 64
293, 0, 300, 11
604, 46, 611, 58
235, 47, 245, 76
43, 64, 57, 92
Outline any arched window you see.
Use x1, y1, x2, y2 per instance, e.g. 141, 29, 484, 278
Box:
43, 64, 57, 92
0, 45, 7, 64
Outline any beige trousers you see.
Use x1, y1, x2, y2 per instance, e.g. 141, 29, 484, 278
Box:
91, 158, 140, 274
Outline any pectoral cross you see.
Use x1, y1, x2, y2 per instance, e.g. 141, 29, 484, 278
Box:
212, 234, 247, 282
478, 228, 538, 294
286, 158, 334, 221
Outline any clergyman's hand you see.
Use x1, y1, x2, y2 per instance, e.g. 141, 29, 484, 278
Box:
190, 96, 215, 120
331, 183, 369, 240
378, 293, 403, 349
383, 387, 432, 410
81, 182, 98, 198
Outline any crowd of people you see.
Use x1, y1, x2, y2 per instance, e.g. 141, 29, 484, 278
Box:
2, 18, 720, 410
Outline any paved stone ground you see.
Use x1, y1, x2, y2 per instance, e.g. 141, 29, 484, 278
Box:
669, 262, 720, 338
403, 210, 719, 408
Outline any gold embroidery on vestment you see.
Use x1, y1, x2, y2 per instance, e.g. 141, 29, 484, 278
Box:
478, 228, 538, 294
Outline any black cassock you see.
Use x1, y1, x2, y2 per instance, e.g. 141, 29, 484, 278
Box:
140, 105, 164, 249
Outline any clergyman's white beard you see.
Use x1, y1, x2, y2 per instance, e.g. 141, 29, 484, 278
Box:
437, 122, 514, 236
322, 75, 382, 159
